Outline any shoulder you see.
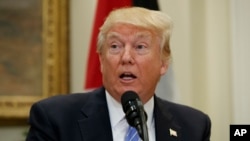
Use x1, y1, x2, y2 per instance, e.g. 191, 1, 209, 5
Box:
26, 88, 106, 140
30, 87, 105, 117
155, 97, 211, 127
36, 87, 104, 106
156, 97, 208, 117
155, 97, 211, 139
35, 92, 89, 109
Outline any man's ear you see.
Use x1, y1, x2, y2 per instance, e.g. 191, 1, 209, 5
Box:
160, 60, 169, 75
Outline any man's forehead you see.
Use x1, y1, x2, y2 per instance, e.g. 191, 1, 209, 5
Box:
106, 30, 153, 39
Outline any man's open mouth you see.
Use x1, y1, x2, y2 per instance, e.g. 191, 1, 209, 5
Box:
120, 72, 137, 80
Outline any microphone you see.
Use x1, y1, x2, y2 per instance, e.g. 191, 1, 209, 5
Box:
121, 91, 149, 141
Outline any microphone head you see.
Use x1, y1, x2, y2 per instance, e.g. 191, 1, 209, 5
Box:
121, 91, 144, 127
121, 91, 139, 112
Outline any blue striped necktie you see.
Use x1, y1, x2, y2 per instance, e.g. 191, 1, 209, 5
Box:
125, 126, 140, 141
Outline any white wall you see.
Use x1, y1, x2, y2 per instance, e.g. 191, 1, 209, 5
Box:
70, 0, 97, 92
230, 0, 250, 124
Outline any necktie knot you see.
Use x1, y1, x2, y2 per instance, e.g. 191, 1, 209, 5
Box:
125, 126, 140, 141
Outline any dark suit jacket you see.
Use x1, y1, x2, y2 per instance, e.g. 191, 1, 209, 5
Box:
26, 87, 211, 141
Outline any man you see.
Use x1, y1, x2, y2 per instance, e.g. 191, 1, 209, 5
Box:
26, 7, 211, 141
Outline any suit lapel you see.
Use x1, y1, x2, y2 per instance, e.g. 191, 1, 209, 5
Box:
154, 97, 182, 141
78, 88, 113, 141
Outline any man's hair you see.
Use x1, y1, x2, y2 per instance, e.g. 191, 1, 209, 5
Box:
97, 7, 173, 62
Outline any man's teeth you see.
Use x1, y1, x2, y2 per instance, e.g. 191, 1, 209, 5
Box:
123, 77, 133, 80
120, 73, 136, 79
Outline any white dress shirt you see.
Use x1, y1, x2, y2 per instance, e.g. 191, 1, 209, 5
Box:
106, 91, 155, 141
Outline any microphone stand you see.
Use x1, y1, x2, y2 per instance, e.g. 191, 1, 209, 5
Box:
140, 113, 149, 141
137, 100, 149, 141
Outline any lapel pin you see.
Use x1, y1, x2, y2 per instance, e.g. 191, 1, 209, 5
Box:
169, 128, 178, 137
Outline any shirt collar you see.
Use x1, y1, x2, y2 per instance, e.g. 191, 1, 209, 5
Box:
105, 90, 154, 129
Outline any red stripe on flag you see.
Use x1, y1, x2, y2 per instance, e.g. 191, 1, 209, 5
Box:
85, 0, 132, 89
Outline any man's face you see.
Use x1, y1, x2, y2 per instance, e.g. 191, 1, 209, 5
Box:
99, 23, 168, 103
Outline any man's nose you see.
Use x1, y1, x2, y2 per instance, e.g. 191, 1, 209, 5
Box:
121, 47, 134, 64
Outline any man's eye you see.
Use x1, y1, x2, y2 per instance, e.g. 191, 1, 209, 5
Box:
135, 44, 149, 55
109, 43, 122, 54
111, 44, 118, 49
136, 45, 146, 49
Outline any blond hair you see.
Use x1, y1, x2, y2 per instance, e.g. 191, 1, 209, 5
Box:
97, 7, 173, 62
